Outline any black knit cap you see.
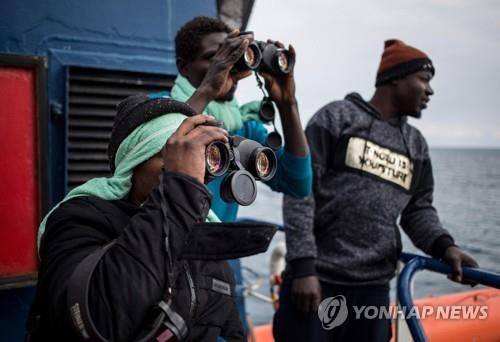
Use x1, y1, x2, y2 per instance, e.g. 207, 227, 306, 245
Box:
108, 94, 196, 172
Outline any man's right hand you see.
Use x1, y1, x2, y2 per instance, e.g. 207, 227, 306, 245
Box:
197, 29, 253, 100
291, 276, 322, 312
162, 115, 228, 184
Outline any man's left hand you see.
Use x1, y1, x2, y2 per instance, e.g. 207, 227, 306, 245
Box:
259, 40, 297, 106
443, 246, 479, 284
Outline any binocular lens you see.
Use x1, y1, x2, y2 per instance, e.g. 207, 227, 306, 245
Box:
244, 47, 256, 66
256, 152, 271, 178
241, 43, 261, 70
277, 52, 289, 72
251, 147, 277, 181
205, 142, 230, 177
206, 144, 222, 173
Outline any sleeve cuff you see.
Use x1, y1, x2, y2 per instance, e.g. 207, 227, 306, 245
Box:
431, 235, 456, 259
289, 257, 317, 279
280, 151, 312, 180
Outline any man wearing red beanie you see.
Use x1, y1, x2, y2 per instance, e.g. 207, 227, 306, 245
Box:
274, 39, 479, 342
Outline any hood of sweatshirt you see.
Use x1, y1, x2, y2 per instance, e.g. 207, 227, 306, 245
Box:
345, 92, 408, 126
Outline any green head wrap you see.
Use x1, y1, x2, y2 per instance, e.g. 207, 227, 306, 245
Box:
38, 112, 220, 250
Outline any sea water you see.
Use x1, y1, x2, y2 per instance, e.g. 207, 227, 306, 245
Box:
239, 148, 500, 325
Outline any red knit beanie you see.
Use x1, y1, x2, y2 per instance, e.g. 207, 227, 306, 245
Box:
375, 39, 434, 87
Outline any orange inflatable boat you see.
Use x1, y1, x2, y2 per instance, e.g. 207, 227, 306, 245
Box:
249, 288, 500, 342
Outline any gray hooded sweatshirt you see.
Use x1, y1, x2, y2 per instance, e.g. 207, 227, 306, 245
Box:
283, 93, 454, 285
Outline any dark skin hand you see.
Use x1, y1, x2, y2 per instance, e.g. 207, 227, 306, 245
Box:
186, 33, 308, 157
291, 276, 322, 312
443, 246, 479, 284
129, 115, 227, 205
289, 247, 479, 313
259, 40, 296, 105
162, 115, 229, 184
259, 40, 308, 157
187, 29, 252, 113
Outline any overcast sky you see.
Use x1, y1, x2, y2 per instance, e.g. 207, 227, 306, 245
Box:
236, 0, 500, 148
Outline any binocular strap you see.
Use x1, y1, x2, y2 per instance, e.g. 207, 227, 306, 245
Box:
66, 240, 188, 342
66, 240, 117, 341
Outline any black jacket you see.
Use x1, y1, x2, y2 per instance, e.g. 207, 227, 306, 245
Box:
31, 172, 269, 341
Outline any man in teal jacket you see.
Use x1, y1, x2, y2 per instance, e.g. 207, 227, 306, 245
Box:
171, 16, 312, 222
167, 16, 312, 334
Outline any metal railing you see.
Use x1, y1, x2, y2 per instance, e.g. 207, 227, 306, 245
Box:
397, 252, 500, 342
238, 219, 500, 342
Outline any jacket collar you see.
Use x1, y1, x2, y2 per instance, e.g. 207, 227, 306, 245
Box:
345, 92, 407, 126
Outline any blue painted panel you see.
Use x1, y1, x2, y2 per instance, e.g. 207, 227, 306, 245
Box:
0, 0, 216, 57
0, 0, 217, 209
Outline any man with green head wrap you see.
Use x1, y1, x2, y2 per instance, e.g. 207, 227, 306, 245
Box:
28, 95, 275, 341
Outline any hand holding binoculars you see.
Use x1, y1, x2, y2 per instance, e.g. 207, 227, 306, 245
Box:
231, 32, 292, 149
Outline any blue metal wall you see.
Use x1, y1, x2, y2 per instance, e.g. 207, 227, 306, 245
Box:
0, 1, 216, 340
0, 0, 215, 55
0, 0, 216, 205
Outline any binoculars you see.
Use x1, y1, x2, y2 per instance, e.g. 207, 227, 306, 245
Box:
234, 39, 295, 76
205, 135, 277, 206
